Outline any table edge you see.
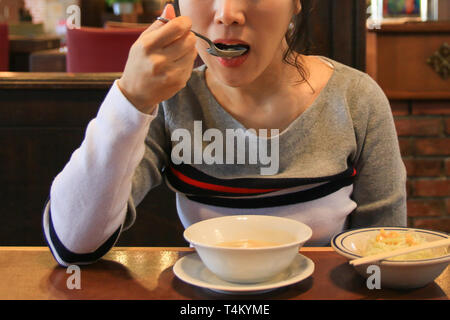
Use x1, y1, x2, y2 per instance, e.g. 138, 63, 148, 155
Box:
0, 246, 334, 252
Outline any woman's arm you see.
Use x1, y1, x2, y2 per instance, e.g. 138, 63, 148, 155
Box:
43, 81, 164, 267
349, 74, 407, 228
42, 4, 197, 266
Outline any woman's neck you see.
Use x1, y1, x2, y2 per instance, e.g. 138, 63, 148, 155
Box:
205, 44, 308, 109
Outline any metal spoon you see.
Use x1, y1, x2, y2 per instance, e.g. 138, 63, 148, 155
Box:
156, 17, 248, 58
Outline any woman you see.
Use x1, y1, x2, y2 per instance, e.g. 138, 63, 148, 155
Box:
43, 1, 406, 266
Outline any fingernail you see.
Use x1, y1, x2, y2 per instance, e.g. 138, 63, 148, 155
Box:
162, 4, 169, 17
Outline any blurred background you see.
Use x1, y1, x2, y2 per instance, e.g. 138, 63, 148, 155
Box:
0, 0, 448, 246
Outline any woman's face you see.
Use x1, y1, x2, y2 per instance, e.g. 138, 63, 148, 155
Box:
178, 0, 301, 87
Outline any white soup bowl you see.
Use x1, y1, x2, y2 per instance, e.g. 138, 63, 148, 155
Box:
183, 215, 313, 283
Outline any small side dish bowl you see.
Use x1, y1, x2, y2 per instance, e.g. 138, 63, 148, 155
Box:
332, 227, 450, 289
183, 215, 313, 283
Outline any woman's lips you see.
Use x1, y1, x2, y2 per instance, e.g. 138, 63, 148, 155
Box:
216, 51, 250, 68
213, 39, 251, 68
213, 38, 250, 46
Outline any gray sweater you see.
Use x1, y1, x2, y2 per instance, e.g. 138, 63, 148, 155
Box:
43, 56, 407, 266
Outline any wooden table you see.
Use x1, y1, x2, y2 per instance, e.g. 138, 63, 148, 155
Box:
0, 247, 448, 300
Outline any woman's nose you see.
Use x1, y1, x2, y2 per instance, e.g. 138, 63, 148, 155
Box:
213, 0, 245, 26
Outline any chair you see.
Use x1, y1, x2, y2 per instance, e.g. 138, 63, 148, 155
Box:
66, 27, 145, 73
0, 24, 9, 71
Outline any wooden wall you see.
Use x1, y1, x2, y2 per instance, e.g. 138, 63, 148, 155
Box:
307, 0, 366, 71
438, 0, 450, 20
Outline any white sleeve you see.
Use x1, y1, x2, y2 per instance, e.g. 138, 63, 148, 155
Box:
42, 80, 159, 266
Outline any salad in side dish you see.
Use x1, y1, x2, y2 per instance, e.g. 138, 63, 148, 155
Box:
363, 229, 448, 261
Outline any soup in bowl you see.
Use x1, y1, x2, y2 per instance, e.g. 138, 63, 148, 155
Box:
183, 215, 313, 283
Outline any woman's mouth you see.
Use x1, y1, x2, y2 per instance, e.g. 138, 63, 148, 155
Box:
214, 43, 250, 55
213, 40, 251, 68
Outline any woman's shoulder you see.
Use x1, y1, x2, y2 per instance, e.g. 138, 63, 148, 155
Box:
321, 56, 386, 100
312, 56, 393, 135
316, 56, 389, 116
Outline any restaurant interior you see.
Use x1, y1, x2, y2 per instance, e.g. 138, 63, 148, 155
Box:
0, 0, 449, 249
0, 0, 449, 302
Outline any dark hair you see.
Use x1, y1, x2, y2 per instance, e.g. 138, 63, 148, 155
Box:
285, 0, 314, 88
172, 0, 314, 87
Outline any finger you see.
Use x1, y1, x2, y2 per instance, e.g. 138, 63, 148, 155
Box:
159, 32, 197, 61
138, 3, 176, 38
171, 46, 198, 68
148, 16, 193, 50
162, 2, 177, 20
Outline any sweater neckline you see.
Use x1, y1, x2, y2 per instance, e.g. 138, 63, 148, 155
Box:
196, 55, 339, 140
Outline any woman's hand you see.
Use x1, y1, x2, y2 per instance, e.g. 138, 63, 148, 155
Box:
118, 4, 198, 114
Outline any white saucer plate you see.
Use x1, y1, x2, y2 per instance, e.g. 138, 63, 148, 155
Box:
173, 253, 314, 295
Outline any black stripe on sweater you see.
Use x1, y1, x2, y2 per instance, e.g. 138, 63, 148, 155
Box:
170, 163, 355, 189
186, 176, 355, 209
45, 200, 121, 264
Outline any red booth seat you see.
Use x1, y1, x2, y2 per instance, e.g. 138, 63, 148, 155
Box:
0, 24, 9, 71
66, 27, 145, 73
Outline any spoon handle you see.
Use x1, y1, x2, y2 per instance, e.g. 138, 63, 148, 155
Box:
156, 17, 212, 46
189, 30, 212, 45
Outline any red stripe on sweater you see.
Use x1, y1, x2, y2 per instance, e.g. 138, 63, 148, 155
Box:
170, 167, 282, 194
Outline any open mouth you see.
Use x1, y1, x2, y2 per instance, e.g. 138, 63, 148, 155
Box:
214, 43, 250, 55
